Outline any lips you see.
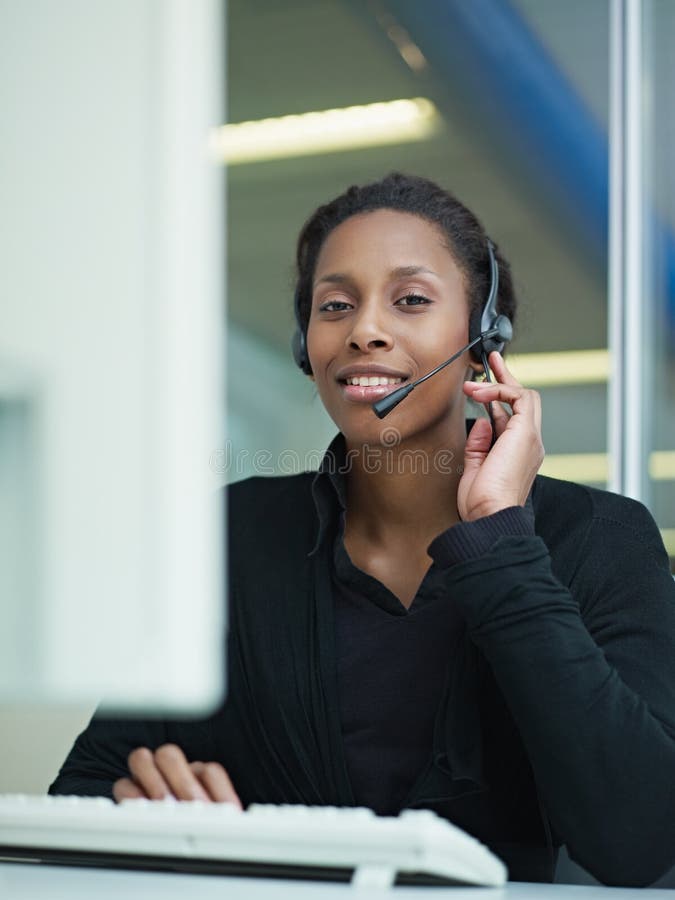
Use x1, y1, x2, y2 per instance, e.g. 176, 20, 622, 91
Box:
340, 382, 404, 403
337, 375, 408, 403
335, 363, 410, 383
334, 363, 410, 404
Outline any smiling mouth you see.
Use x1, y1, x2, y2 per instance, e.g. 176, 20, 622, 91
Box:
337, 375, 409, 403
339, 375, 408, 387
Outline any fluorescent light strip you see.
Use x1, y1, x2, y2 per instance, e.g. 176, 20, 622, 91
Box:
209, 98, 440, 165
507, 349, 609, 386
649, 451, 675, 481
539, 453, 609, 483
539, 450, 675, 483
660, 529, 675, 558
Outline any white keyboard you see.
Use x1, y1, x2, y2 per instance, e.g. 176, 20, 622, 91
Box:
0, 794, 507, 888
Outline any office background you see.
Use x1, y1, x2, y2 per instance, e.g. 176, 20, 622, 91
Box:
1, 0, 674, 887
224, 0, 675, 561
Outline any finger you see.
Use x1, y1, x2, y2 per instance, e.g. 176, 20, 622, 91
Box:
113, 776, 146, 802
468, 382, 542, 447
486, 400, 510, 439
463, 416, 492, 469
488, 351, 522, 388
190, 761, 242, 808
153, 743, 210, 801
488, 354, 544, 436
464, 381, 511, 438
127, 746, 172, 800
532, 387, 542, 433
466, 382, 537, 416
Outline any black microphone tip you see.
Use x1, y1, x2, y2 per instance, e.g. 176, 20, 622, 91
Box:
372, 381, 414, 418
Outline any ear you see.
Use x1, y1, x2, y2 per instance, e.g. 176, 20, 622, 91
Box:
466, 359, 484, 381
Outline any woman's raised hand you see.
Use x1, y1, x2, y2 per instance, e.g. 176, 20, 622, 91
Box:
112, 743, 242, 807
458, 351, 544, 522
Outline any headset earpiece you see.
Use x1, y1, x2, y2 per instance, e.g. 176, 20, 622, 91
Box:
469, 239, 512, 362
468, 308, 483, 363
291, 285, 313, 375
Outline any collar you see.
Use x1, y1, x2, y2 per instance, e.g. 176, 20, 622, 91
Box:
308, 433, 349, 558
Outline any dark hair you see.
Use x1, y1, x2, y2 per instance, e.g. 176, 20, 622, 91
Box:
294, 172, 517, 343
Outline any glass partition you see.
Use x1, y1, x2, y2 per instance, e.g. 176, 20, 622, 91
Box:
644, 0, 675, 570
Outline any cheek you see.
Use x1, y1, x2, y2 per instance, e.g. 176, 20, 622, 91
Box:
416, 317, 469, 360
306, 320, 340, 372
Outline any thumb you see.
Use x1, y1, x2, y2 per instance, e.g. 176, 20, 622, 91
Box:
463, 417, 492, 474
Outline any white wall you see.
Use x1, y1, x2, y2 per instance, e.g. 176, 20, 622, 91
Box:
0, 705, 95, 794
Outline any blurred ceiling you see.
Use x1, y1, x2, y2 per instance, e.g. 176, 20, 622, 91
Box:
226, 0, 610, 358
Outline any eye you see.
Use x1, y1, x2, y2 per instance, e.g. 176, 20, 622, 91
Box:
318, 300, 353, 312
395, 293, 431, 307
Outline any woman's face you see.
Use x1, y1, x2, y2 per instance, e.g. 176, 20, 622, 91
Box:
306, 209, 476, 447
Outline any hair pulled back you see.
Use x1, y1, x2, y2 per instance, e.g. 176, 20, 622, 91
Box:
294, 172, 517, 344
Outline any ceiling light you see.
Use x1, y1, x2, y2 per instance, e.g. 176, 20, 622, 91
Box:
209, 98, 440, 165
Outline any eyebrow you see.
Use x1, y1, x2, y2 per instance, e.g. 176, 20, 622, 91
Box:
313, 265, 439, 288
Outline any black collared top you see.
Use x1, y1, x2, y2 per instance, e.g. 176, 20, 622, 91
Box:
311, 433, 533, 817
50, 433, 675, 886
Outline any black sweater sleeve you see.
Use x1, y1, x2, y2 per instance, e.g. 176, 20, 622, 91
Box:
48, 709, 227, 799
429, 497, 675, 887
48, 714, 170, 798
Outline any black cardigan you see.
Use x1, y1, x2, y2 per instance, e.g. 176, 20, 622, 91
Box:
50, 465, 675, 886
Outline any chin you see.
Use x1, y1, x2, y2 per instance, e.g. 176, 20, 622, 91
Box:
335, 410, 419, 450
320, 381, 461, 447
347, 406, 463, 452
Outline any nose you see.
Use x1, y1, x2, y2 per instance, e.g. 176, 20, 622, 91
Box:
345, 302, 394, 354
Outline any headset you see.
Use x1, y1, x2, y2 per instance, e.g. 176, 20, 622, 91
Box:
291, 288, 313, 376
291, 238, 512, 421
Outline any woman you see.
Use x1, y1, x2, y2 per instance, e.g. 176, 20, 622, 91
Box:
51, 173, 675, 886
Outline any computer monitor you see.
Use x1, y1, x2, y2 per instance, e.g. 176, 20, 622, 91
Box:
0, 0, 226, 713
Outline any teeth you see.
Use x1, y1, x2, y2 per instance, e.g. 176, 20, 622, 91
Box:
345, 375, 403, 386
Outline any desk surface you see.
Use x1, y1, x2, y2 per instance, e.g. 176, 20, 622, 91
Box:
2, 864, 674, 900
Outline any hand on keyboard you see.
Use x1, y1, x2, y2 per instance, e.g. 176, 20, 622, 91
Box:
112, 743, 242, 808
